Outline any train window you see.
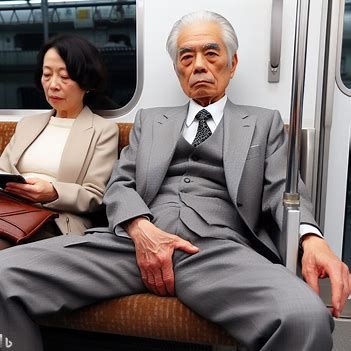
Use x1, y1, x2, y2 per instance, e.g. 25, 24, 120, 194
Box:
0, 0, 138, 114
339, 1, 351, 90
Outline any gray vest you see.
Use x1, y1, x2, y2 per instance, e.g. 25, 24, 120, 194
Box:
149, 119, 248, 240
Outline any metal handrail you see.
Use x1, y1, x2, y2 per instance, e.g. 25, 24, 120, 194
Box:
283, 0, 310, 272
268, 0, 283, 83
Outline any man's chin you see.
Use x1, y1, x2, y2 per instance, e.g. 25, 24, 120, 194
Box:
192, 96, 214, 107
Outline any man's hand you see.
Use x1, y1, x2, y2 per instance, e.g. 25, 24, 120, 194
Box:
126, 217, 199, 296
301, 235, 350, 317
4, 178, 58, 203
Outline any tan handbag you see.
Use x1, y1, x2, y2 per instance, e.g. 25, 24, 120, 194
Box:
0, 191, 58, 244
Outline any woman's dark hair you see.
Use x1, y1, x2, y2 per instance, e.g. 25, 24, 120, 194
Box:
34, 34, 107, 107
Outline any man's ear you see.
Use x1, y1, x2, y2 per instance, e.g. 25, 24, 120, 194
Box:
230, 54, 238, 78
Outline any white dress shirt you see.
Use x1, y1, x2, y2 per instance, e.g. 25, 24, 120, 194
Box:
182, 96, 322, 239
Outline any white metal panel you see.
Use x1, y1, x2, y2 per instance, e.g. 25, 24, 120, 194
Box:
118, 0, 326, 129
323, 89, 351, 256
118, 0, 299, 123
319, 0, 351, 259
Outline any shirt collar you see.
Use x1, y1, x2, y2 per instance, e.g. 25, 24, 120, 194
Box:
186, 95, 227, 127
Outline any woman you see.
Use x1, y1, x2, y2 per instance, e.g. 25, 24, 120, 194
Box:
0, 34, 119, 249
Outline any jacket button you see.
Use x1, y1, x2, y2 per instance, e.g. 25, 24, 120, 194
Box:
192, 155, 199, 161
184, 177, 191, 183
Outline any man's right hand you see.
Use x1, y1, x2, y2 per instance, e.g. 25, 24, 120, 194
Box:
125, 217, 199, 296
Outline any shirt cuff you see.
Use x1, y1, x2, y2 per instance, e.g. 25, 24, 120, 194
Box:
299, 224, 323, 239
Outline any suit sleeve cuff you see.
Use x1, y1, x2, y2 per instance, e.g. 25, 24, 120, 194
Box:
299, 223, 323, 239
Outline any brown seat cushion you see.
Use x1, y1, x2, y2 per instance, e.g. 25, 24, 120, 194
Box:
40, 293, 236, 346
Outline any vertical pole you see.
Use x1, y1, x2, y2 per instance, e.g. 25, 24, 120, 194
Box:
41, 0, 49, 42
283, 0, 310, 272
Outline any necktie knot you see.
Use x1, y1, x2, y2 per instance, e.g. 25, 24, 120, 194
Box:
195, 109, 211, 122
192, 109, 212, 147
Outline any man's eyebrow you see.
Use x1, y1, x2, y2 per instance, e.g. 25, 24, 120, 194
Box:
178, 47, 193, 56
178, 43, 221, 56
204, 43, 220, 50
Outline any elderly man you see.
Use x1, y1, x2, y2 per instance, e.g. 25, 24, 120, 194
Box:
0, 10, 348, 351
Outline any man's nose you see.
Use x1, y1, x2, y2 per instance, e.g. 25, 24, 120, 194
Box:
193, 54, 208, 73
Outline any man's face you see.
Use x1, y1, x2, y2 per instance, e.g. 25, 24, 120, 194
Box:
175, 21, 238, 107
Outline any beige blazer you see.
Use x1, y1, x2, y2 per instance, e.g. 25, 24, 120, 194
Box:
0, 106, 119, 235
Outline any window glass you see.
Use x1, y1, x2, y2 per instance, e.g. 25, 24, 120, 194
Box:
0, 0, 136, 110
340, 1, 351, 89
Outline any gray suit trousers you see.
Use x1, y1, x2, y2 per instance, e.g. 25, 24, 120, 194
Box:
0, 226, 333, 351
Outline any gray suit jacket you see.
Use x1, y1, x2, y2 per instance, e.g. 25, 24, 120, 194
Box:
104, 99, 316, 262
0, 106, 119, 235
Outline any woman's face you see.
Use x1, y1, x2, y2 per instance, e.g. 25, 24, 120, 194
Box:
41, 48, 85, 118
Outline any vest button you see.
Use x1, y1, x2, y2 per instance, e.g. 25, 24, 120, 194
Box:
184, 177, 191, 183
192, 155, 199, 161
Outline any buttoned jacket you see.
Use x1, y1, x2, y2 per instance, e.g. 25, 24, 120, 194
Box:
104, 100, 316, 262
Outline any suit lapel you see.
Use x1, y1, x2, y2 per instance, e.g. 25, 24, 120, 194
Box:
143, 104, 188, 204
57, 106, 94, 183
10, 111, 52, 166
223, 100, 256, 204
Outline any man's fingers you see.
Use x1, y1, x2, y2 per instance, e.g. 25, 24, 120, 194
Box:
144, 271, 159, 295
330, 263, 350, 317
131, 223, 195, 296
161, 266, 175, 296
174, 238, 199, 254
140, 261, 174, 296
153, 269, 168, 296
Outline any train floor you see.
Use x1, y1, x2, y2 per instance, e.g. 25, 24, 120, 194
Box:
41, 327, 213, 351
41, 321, 350, 351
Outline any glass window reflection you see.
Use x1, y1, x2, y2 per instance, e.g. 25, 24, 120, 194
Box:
0, 0, 136, 110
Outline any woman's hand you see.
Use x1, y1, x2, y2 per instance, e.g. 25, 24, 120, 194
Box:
4, 177, 58, 203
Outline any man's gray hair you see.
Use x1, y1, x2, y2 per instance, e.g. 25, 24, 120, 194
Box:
166, 10, 239, 67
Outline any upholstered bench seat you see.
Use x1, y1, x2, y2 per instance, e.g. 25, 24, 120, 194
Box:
0, 121, 237, 349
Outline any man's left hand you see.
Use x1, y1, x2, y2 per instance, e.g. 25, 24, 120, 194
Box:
301, 235, 350, 318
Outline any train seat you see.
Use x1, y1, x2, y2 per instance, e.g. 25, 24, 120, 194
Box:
0, 121, 314, 350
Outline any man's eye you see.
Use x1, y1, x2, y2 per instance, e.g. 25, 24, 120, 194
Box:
180, 54, 192, 62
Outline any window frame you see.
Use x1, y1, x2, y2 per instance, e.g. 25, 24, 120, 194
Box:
0, 0, 143, 118
336, 0, 351, 96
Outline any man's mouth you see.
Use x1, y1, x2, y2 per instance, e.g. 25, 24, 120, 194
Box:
189, 75, 215, 87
